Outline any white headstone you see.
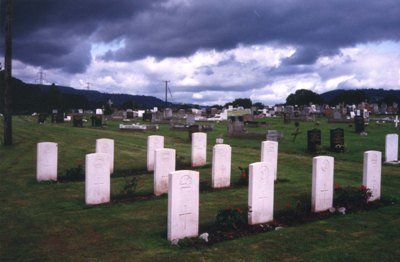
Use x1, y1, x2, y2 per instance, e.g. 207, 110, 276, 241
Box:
312, 156, 334, 212
261, 141, 278, 180
363, 151, 381, 202
385, 133, 399, 162
350, 111, 355, 119
191, 132, 207, 167
96, 138, 114, 174
147, 135, 164, 171
95, 108, 103, 115
85, 153, 110, 205
168, 170, 199, 242
248, 162, 275, 225
36, 142, 58, 181
154, 148, 176, 196
211, 144, 231, 188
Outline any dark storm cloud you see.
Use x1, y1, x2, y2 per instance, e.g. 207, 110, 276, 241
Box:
2, 0, 399, 73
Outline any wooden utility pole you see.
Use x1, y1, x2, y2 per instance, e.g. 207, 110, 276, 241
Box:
3, 0, 13, 145
163, 80, 170, 108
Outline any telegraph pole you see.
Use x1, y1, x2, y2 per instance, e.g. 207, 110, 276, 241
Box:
3, 0, 13, 145
163, 80, 170, 108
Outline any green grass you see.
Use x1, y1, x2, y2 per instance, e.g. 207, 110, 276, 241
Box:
1, 115, 399, 261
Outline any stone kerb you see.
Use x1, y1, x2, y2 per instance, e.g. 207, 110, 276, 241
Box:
248, 162, 275, 225
168, 170, 199, 242
261, 141, 278, 180
311, 156, 334, 212
96, 138, 114, 174
191, 132, 207, 167
212, 144, 232, 188
363, 151, 382, 202
385, 133, 399, 163
85, 153, 110, 205
154, 148, 176, 196
147, 135, 164, 171
36, 142, 58, 182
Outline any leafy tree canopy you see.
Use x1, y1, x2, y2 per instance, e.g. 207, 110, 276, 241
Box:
286, 89, 323, 106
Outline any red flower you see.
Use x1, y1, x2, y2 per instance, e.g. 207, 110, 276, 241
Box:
359, 185, 367, 191
335, 183, 342, 190
285, 203, 291, 209
236, 208, 241, 213
241, 172, 247, 177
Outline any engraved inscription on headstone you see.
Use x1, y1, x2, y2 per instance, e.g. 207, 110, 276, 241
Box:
261, 141, 278, 180
154, 148, 176, 196
312, 156, 334, 212
147, 135, 165, 171
212, 144, 232, 188
363, 151, 381, 202
96, 138, 114, 174
248, 162, 275, 225
85, 153, 110, 205
36, 142, 58, 181
168, 170, 199, 242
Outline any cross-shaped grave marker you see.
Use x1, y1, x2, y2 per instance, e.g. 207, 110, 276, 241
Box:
394, 115, 399, 128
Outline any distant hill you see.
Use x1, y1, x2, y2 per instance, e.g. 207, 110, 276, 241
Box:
0, 71, 167, 114
320, 88, 400, 105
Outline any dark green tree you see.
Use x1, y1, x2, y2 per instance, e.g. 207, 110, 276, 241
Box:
252, 102, 264, 109
286, 89, 323, 106
225, 98, 253, 108
330, 90, 367, 106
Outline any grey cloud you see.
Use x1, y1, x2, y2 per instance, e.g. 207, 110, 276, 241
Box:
1, 0, 399, 73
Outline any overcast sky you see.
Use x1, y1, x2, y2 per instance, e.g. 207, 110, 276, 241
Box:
1, 0, 399, 105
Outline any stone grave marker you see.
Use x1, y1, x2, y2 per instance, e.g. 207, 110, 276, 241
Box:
91, 114, 102, 127
96, 138, 114, 174
191, 132, 207, 167
211, 144, 231, 188
394, 115, 399, 128
363, 151, 381, 202
333, 111, 342, 120
154, 148, 176, 196
72, 114, 83, 127
354, 116, 365, 133
248, 162, 275, 225
307, 129, 321, 153
385, 133, 399, 163
330, 128, 345, 152
126, 109, 134, 119
36, 142, 58, 181
312, 156, 334, 212
38, 113, 47, 124
168, 170, 199, 242
261, 141, 278, 180
266, 130, 279, 141
147, 135, 164, 171
85, 153, 110, 205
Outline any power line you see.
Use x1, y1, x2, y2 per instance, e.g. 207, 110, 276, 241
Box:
36, 69, 46, 85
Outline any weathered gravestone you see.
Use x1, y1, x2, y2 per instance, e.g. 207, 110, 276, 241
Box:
312, 156, 334, 212
142, 111, 152, 122
154, 148, 176, 196
147, 135, 164, 171
363, 151, 381, 202
248, 162, 275, 225
330, 128, 345, 152
266, 130, 279, 141
38, 113, 47, 124
307, 129, 321, 153
72, 114, 83, 127
191, 132, 207, 167
261, 141, 278, 180
126, 109, 134, 119
91, 115, 103, 127
385, 133, 399, 163
211, 144, 231, 188
354, 116, 365, 133
168, 170, 199, 242
85, 153, 110, 205
96, 138, 114, 174
36, 142, 58, 181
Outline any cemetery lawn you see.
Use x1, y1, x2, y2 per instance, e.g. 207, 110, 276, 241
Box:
1, 116, 399, 261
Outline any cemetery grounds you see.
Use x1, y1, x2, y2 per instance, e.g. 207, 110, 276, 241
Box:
0, 115, 399, 261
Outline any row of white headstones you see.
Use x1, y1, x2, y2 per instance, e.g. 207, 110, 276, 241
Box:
36, 133, 398, 242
